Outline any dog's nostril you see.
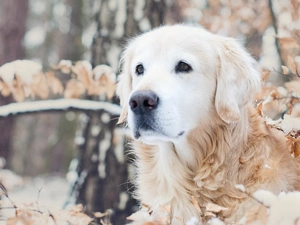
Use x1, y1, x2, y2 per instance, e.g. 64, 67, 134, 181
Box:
129, 99, 138, 109
143, 98, 157, 108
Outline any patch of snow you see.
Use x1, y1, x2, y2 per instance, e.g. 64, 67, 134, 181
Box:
98, 163, 106, 179
0, 169, 23, 190
209, 218, 225, 225
280, 114, 300, 134
66, 158, 78, 185
139, 18, 151, 32
24, 26, 46, 48
187, 217, 203, 225
0, 175, 69, 222
91, 125, 101, 137
114, 128, 125, 163
134, 0, 145, 21
101, 112, 111, 123
253, 190, 300, 225
118, 192, 129, 210
74, 136, 85, 145
114, 0, 126, 38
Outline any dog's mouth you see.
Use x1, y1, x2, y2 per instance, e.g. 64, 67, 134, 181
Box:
132, 115, 185, 141
133, 115, 162, 139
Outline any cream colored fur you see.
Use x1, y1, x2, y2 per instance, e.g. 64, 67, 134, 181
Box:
117, 25, 300, 224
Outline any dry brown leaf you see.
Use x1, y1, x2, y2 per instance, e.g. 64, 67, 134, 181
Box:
278, 37, 300, 49
204, 211, 216, 217
287, 136, 300, 158
64, 79, 86, 98
47, 71, 64, 95
191, 195, 202, 214
72, 61, 93, 89
7, 206, 54, 225
52, 204, 92, 225
285, 80, 300, 96
255, 86, 277, 100
261, 69, 270, 82
94, 212, 107, 218
0, 80, 11, 96
282, 65, 289, 75
12, 74, 25, 102
287, 55, 297, 74
30, 72, 49, 99
205, 202, 228, 213
256, 102, 264, 116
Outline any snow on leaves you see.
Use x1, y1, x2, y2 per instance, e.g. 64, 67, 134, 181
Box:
252, 190, 300, 225
0, 183, 104, 225
0, 60, 116, 102
257, 76, 300, 158
4, 203, 93, 225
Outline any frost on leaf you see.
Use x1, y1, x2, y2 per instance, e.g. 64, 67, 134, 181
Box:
89, 65, 117, 100
281, 65, 289, 75
52, 59, 72, 74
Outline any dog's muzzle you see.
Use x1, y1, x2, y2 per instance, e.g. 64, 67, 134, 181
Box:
129, 90, 159, 139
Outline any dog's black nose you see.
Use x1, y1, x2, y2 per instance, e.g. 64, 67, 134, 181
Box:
129, 90, 159, 114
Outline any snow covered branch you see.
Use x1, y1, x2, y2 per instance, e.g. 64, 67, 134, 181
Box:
0, 99, 121, 118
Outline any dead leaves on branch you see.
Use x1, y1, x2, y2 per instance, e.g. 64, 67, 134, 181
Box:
257, 73, 300, 158
0, 184, 94, 225
0, 60, 116, 102
4, 203, 93, 225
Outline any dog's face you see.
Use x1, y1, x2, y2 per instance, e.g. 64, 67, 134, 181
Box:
117, 25, 261, 144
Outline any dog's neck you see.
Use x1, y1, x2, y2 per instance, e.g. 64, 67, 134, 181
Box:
133, 106, 258, 218
173, 107, 250, 170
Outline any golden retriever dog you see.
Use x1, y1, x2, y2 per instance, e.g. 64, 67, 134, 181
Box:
116, 24, 300, 224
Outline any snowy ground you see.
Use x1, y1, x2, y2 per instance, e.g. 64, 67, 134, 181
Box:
0, 174, 70, 224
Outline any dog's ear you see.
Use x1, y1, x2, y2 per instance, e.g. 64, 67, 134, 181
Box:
116, 46, 133, 124
215, 37, 261, 123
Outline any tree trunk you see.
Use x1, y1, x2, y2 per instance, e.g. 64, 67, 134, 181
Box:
0, 0, 28, 165
74, 1, 169, 224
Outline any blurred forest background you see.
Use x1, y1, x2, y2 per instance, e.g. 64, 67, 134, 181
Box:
0, 0, 299, 224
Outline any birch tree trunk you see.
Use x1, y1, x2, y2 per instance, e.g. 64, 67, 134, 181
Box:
0, 0, 28, 165
74, 1, 168, 224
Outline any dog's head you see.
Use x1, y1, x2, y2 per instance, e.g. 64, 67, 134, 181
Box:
117, 25, 261, 144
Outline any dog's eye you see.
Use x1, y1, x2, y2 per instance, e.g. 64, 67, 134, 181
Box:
135, 64, 144, 75
175, 61, 192, 73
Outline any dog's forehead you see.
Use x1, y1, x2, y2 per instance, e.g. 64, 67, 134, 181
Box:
130, 25, 213, 57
